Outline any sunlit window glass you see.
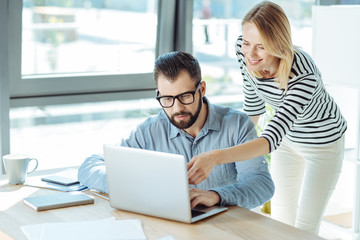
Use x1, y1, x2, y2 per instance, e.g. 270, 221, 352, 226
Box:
10, 98, 160, 170
22, 0, 158, 76
192, 0, 243, 103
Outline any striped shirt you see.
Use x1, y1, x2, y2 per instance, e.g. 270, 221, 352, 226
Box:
235, 35, 347, 153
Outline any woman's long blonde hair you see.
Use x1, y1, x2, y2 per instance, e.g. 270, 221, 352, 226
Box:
242, 1, 295, 90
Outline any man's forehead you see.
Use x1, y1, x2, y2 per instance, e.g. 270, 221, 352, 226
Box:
157, 72, 195, 93
158, 69, 191, 82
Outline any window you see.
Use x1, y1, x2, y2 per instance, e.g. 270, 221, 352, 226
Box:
22, 0, 157, 76
10, 0, 159, 105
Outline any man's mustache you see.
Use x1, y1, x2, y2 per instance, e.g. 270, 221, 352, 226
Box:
172, 112, 191, 118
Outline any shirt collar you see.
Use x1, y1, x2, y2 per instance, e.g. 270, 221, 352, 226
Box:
164, 97, 221, 140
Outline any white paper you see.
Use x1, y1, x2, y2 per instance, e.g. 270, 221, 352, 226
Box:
21, 217, 146, 240
21, 223, 42, 240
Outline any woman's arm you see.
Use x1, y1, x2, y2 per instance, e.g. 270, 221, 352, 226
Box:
187, 137, 269, 185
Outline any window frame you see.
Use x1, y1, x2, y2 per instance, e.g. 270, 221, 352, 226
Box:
8, 0, 190, 108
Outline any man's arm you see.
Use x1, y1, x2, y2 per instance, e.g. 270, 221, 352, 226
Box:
77, 154, 108, 193
211, 157, 274, 209
188, 156, 274, 209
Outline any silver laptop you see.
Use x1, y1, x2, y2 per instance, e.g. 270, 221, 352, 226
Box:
104, 144, 227, 223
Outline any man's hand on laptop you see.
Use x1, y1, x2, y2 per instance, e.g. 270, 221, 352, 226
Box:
189, 188, 220, 209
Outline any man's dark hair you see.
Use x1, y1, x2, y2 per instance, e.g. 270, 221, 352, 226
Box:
154, 51, 202, 86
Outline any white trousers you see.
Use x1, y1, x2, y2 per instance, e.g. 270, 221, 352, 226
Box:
270, 135, 345, 234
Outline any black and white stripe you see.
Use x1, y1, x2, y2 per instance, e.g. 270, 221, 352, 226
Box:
235, 36, 347, 152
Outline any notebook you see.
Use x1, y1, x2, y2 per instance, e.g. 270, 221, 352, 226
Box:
23, 192, 94, 211
103, 145, 227, 223
41, 168, 80, 186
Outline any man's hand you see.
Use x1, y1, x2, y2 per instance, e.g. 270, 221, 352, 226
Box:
187, 151, 217, 185
189, 188, 220, 209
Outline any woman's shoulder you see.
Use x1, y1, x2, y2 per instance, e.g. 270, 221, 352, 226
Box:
294, 48, 314, 62
287, 48, 321, 90
291, 47, 320, 78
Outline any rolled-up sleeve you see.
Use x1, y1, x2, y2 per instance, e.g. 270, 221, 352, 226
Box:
77, 154, 108, 193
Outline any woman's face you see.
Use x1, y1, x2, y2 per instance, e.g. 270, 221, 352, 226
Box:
242, 22, 279, 78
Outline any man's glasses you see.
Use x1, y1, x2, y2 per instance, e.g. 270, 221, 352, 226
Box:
156, 81, 202, 108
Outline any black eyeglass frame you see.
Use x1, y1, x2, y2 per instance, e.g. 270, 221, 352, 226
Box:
155, 81, 202, 108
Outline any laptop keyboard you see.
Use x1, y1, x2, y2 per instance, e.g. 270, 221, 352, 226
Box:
191, 209, 206, 218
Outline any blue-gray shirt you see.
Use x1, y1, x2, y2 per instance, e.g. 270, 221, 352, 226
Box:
78, 98, 274, 209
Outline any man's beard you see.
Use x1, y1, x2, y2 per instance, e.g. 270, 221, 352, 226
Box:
168, 95, 202, 130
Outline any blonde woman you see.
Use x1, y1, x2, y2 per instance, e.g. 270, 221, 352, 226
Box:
187, 1, 347, 234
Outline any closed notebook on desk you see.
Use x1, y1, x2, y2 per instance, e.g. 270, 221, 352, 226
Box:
24, 192, 94, 211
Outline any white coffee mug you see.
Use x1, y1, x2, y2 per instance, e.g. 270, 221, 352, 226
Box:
2, 154, 39, 185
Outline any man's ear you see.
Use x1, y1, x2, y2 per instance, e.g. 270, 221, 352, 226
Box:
200, 81, 206, 96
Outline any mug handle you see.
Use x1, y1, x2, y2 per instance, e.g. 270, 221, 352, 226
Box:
27, 158, 39, 174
